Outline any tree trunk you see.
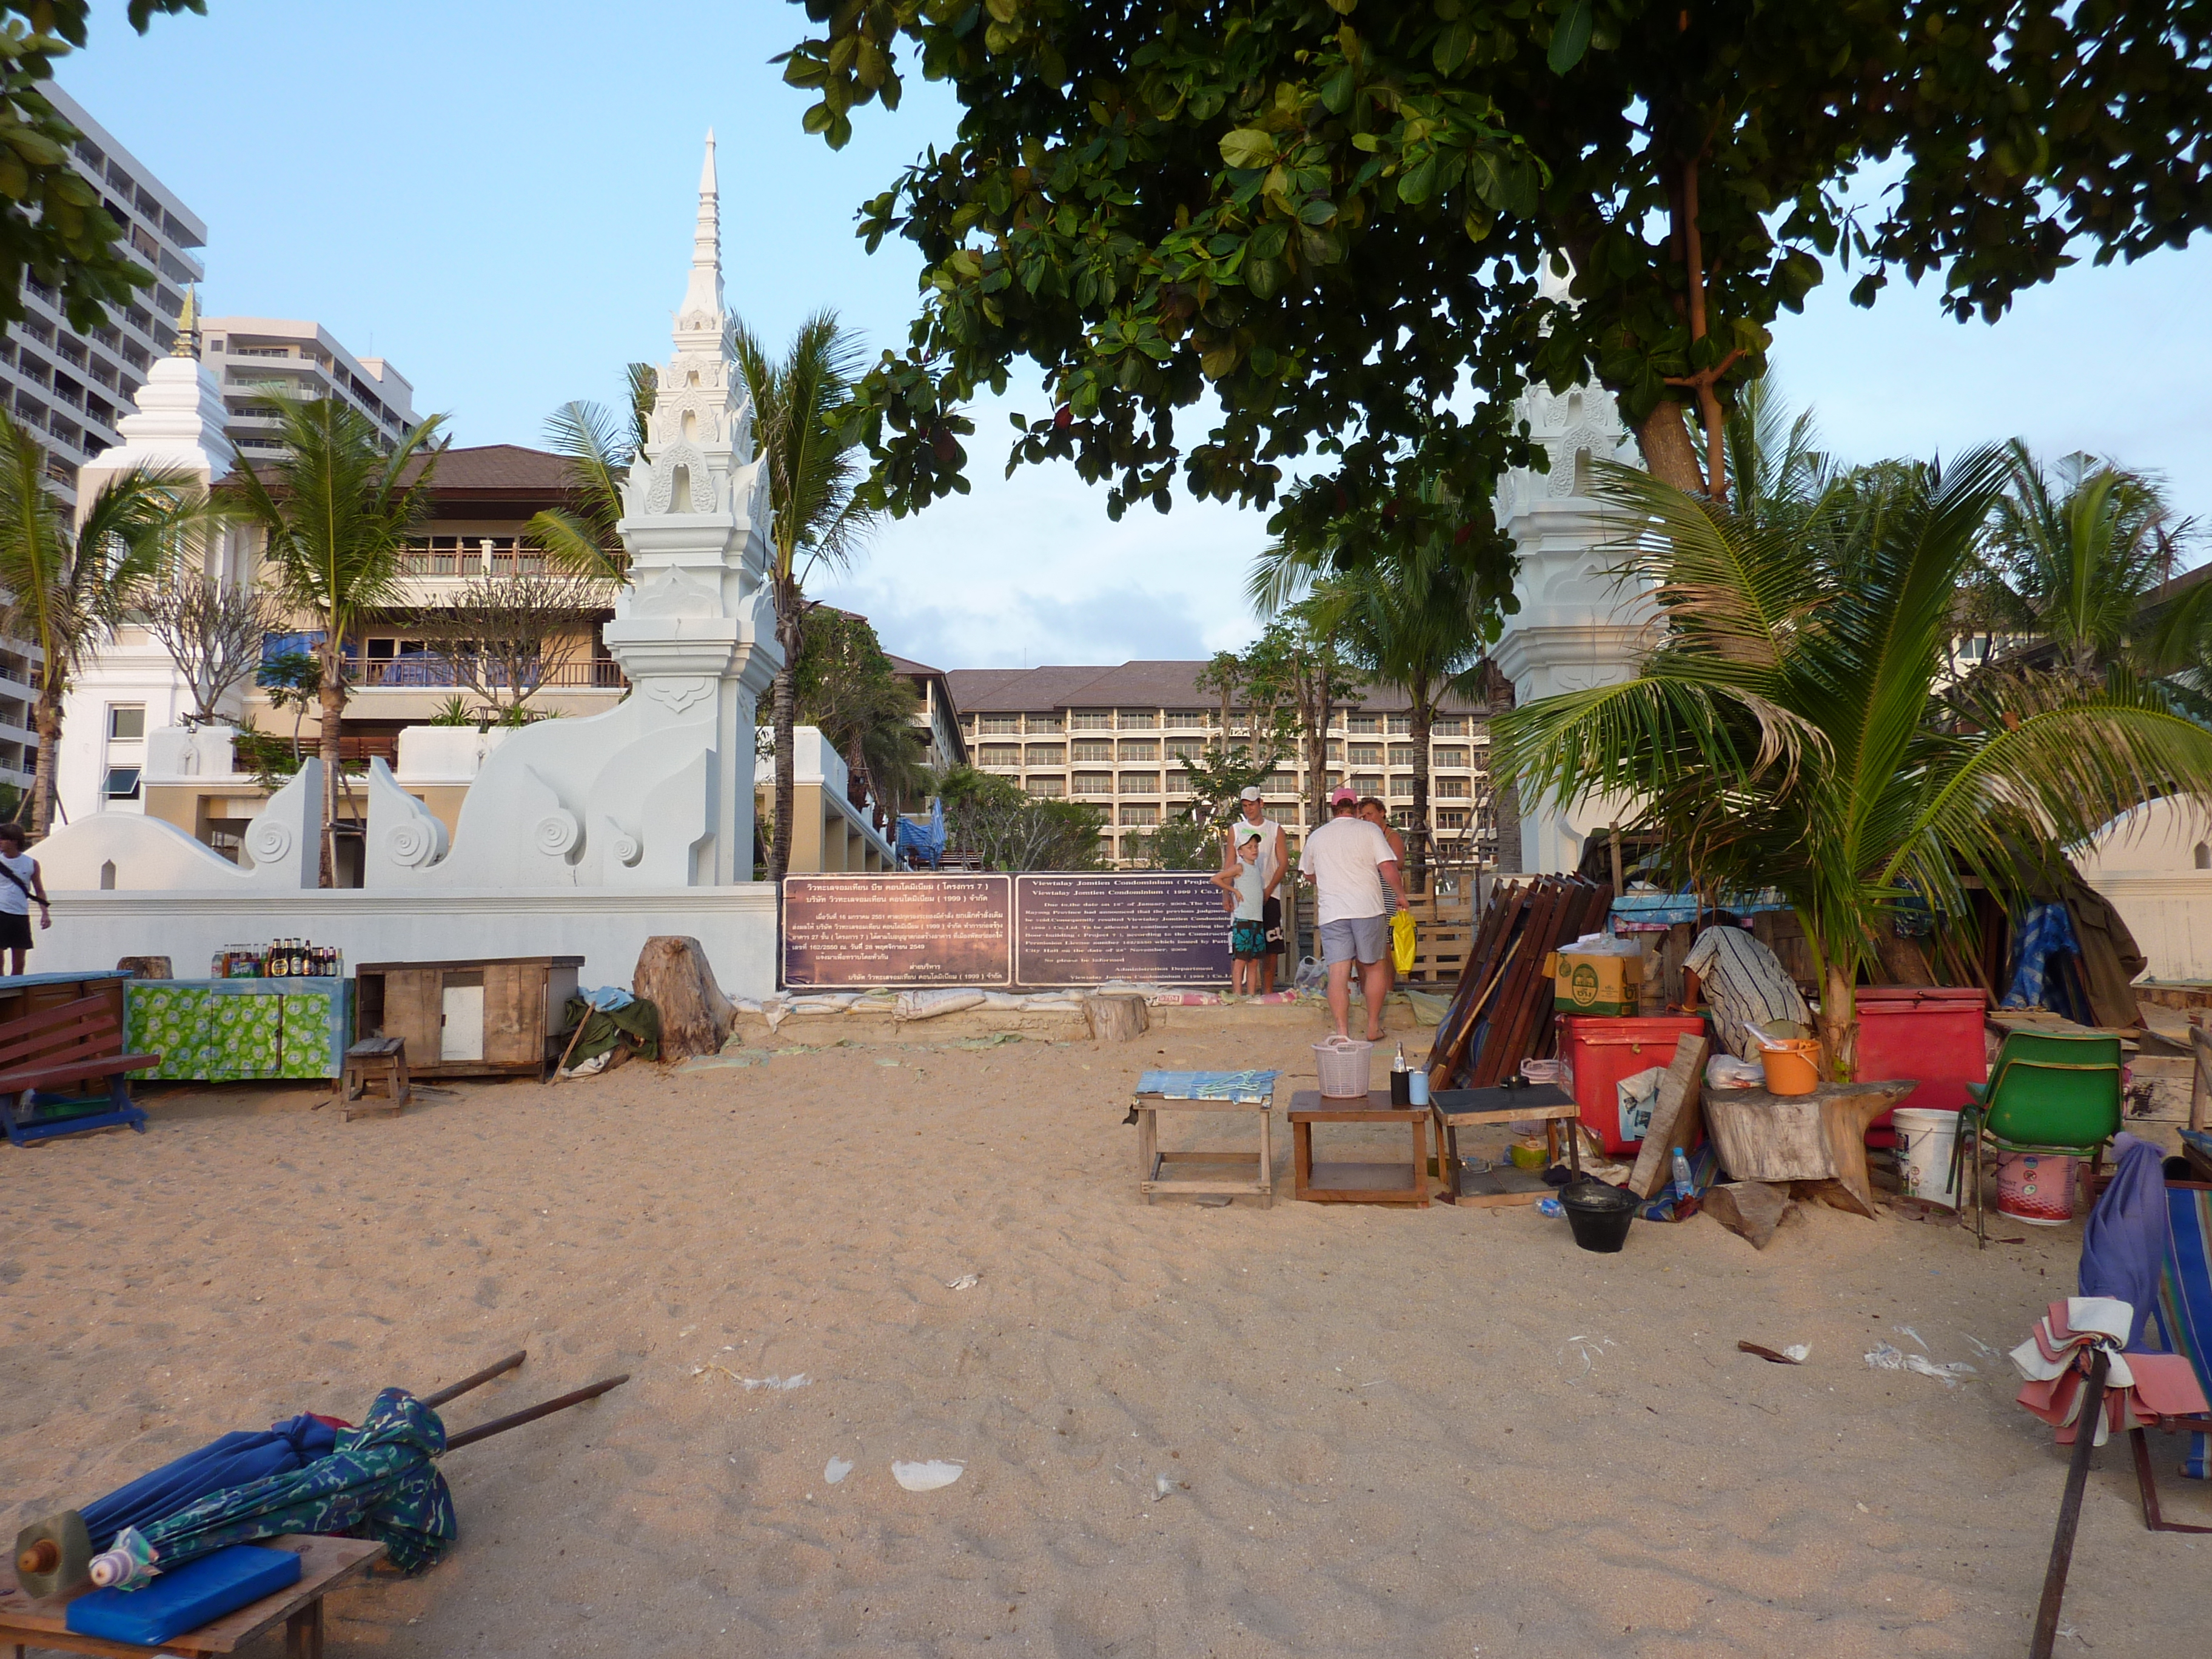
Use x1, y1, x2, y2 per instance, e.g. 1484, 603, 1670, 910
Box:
1817, 960, 1858, 1084
1408, 690, 1433, 892
1868, 927, 1937, 987
1082, 991, 1149, 1042
317, 636, 346, 889
632, 934, 732, 1062
768, 586, 804, 883
28, 683, 61, 837
1632, 401, 1708, 495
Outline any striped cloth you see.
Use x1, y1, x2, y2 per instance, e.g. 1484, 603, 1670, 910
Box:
2151, 1183, 2212, 1480
1683, 926, 1812, 1061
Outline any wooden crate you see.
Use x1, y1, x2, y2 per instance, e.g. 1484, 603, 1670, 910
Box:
354, 956, 581, 1079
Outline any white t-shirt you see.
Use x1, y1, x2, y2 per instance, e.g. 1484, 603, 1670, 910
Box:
1300, 816, 1398, 925
0, 851, 35, 916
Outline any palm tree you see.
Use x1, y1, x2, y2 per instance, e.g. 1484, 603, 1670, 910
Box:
1493, 452, 2212, 1079
732, 310, 878, 882
526, 363, 655, 581
0, 413, 204, 835
794, 604, 931, 821
222, 398, 446, 886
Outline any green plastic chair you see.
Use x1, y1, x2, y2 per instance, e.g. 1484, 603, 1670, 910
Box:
1956, 1030, 2123, 1244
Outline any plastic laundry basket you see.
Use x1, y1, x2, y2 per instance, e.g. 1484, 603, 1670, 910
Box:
1313, 1036, 1373, 1099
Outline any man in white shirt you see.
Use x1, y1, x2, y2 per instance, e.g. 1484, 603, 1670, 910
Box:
1236, 786, 1287, 992
1300, 787, 1407, 1041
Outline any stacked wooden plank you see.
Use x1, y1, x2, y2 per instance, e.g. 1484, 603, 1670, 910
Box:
1422, 876, 1614, 1091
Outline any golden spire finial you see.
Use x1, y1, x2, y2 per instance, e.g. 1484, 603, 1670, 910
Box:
171, 285, 197, 357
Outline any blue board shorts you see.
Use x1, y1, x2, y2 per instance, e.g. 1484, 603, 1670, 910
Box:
1318, 914, 1390, 966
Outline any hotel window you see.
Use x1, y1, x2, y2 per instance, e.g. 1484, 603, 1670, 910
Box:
1388, 776, 1414, 799
1117, 709, 1158, 729
1264, 803, 1300, 825
1347, 743, 1382, 767
1389, 745, 1417, 766
1435, 776, 1470, 798
1071, 771, 1113, 795
1118, 740, 1158, 761
1070, 740, 1113, 763
979, 713, 1021, 734
1118, 772, 1161, 793
103, 766, 141, 800
1025, 744, 1065, 765
1028, 711, 1064, 732
1433, 746, 1470, 768
976, 743, 1022, 766
1167, 739, 1205, 763
1347, 712, 1380, 734
1166, 709, 1205, 728
1027, 776, 1065, 797
1350, 774, 1383, 796
1437, 807, 1471, 830
1433, 716, 1467, 737
1120, 803, 1159, 826
1326, 740, 1344, 762
1387, 714, 1412, 734
1267, 771, 1299, 794
107, 704, 146, 740
1069, 711, 1112, 729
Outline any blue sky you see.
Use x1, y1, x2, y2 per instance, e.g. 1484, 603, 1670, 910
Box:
60, 0, 2212, 672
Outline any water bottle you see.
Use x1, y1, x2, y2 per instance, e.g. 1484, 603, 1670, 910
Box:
1671, 1145, 1695, 1202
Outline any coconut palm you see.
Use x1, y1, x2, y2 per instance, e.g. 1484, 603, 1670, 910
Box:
794, 604, 931, 820
526, 363, 655, 581
1493, 451, 2212, 1079
0, 412, 205, 834
732, 310, 879, 882
222, 398, 446, 886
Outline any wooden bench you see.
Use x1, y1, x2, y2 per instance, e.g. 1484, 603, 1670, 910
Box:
0, 994, 161, 1148
338, 1036, 409, 1119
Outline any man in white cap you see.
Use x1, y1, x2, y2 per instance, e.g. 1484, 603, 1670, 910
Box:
1300, 785, 1407, 1041
1236, 786, 1287, 991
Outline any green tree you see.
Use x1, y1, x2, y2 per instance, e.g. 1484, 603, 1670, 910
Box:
526, 363, 655, 580
1492, 452, 2212, 1079
782, 0, 2212, 539
795, 605, 932, 820
1245, 603, 1360, 825
733, 310, 879, 882
0, 4, 207, 335
223, 398, 447, 886
1127, 817, 1222, 871
936, 763, 1105, 870
0, 412, 200, 834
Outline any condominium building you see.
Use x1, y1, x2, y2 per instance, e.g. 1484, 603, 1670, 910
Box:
198, 317, 416, 456
942, 662, 1498, 868
0, 85, 205, 506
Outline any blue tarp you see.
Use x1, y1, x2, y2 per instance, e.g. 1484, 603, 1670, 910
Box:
1609, 891, 1791, 931
81, 1415, 341, 1550
896, 798, 947, 868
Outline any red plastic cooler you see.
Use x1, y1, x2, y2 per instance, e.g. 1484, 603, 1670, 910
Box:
1558, 1014, 1711, 1156
1854, 985, 1988, 1136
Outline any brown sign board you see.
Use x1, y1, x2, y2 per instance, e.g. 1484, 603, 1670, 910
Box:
782, 874, 1011, 988
1013, 873, 1232, 987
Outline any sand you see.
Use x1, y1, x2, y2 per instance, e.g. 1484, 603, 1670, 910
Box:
2, 1017, 2204, 1658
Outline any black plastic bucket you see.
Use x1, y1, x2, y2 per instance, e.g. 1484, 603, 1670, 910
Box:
1559, 1181, 1637, 1253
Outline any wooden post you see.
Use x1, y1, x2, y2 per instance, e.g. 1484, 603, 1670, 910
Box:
2189, 1019, 2211, 1133
1609, 820, 1624, 894
2030, 1348, 2112, 1659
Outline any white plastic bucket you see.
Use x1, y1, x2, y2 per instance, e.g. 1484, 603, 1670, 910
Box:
1312, 1036, 1373, 1099
1892, 1107, 1961, 1208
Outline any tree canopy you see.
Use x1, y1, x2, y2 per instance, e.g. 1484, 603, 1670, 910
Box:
781, 0, 2212, 538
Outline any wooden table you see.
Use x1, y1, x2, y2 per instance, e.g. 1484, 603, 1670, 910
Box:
0, 1535, 381, 1659
1287, 1090, 1430, 1207
1430, 1081, 1582, 1207
1701, 1079, 1914, 1219
1131, 1086, 1276, 1207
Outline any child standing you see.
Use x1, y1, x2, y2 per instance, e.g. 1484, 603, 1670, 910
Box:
0, 821, 50, 976
1212, 824, 1270, 995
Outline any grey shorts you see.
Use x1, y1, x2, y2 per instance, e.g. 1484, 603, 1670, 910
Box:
1318, 914, 1390, 966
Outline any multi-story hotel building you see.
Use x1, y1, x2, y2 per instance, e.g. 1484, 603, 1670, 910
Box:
943, 662, 1498, 869
198, 317, 416, 457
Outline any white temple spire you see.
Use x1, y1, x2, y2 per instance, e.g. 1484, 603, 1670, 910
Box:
679, 128, 724, 326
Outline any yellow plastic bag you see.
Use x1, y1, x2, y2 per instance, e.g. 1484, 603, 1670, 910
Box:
1391, 910, 1416, 975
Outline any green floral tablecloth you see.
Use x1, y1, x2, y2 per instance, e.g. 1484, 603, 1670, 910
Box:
125, 981, 352, 1081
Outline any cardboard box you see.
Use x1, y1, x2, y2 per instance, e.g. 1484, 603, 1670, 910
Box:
1546, 949, 1643, 1017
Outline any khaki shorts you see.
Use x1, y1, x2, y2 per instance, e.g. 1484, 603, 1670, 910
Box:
1318, 914, 1390, 966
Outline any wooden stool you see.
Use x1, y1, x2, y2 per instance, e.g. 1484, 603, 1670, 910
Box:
1287, 1090, 1431, 1206
339, 1036, 409, 1119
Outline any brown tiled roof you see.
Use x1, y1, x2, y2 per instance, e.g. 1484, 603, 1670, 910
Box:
885, 652, 944, 679
944, 662, 1491, 716
398, 443, 571, 496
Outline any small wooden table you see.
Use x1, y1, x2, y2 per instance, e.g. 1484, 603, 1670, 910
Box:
1430, 1081, 1582, 1206
338, 1036, 410, 1119
0, 1534, 381, 1659
1131, 1082, 1277, 1207
1288, 1090, 1430, 1207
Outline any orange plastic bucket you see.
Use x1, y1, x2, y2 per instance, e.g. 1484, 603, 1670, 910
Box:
1758, 1039, 1821, 1096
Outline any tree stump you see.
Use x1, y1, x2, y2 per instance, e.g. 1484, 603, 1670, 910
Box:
1082, 992, 1150, 1042
632, 936, 732, 1064
1706, 1181, 1795, 1249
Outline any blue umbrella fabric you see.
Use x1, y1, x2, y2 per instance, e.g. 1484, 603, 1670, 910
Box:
81, 1415, 342, 1551
97, 1390, 456, 1591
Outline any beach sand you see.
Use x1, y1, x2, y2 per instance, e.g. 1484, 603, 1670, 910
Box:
3, 1019, 2204, 1658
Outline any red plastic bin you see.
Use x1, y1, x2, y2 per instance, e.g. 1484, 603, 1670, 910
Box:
1557, 1014, 1711, 1156
1854, 986, 1988, 1137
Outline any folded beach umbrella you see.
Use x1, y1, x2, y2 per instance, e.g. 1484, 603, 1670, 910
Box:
79, 1415, 343, 1552
95, 1389, 457, 1590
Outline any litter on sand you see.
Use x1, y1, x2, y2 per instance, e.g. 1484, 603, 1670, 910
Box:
823, 1457, 853, 1485
945, 1273, 979, 1290
1864, 1342, 1977, 1386
1738, 1341, 1810, 1364
891, 1460, 964, 1492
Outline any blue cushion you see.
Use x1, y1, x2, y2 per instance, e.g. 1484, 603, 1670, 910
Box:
67, 1544, 301, 1645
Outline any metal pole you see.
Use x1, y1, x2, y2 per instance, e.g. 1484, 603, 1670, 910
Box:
2030, 1347, 2111, 1659
441, 1374, 629, 1453
420, 1350, 526, 1409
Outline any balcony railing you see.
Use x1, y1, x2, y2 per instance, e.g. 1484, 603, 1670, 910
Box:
353, 655, 628, 691
399, 540, 560, 578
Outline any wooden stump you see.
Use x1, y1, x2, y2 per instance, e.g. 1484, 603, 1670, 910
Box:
1626, 1033, 1709, 1198
1706, 1181, 1794, 1249
115, 956, 171, 980
632, 936, 732, 1064
1083, 993, 1150, 1042
1702, 1080, 1912, 1221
